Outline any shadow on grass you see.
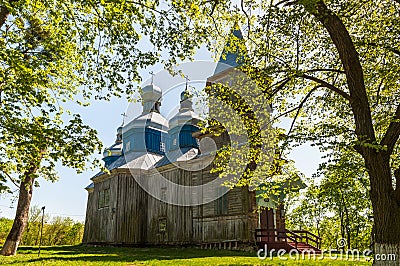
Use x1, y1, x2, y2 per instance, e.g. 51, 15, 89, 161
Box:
14, 245, 256, 264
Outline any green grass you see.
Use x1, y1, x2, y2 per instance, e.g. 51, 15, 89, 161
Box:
0, 245, 372, 265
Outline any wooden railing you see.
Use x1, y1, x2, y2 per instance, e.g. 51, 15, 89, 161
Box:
255, 228, 302, 248
255, 229, 322, 249
292, 230, 322, 249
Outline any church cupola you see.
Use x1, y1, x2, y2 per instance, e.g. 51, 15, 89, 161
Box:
116, 125, 123, 143
169, 84, 201, 151
142, 83, 162, 113
103, 126, 123, 168
179, 87, 194, 112
122, 77, 169, 155
169, 84, 200, 129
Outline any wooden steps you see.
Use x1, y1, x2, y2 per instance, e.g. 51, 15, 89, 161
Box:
255, 228, 322, 254
288, 242, 322, 254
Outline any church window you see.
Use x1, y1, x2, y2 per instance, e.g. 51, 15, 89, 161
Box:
125, 141, 131, 152
98, 188, 110, 209
215, 187, 228, 215
160, 142, 165, 152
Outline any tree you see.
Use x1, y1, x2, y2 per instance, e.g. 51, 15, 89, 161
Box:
174, 0, 400, 263
0, 0, 206, 255
286, 182, 326, 238
1, 205, 84, 246
287, 155, 373, 250
318, 155, 372, 250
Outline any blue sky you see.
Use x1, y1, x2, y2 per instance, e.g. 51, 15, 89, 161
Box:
0, 46, 322, 222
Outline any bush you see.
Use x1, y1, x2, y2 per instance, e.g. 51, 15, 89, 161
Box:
1, 205, 84, 246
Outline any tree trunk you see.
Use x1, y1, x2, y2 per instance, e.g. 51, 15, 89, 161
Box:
366, 154, 400, 265
0, 6, 10, 29
303, 1, 400, 264
0, 0, 18, 29
0, 174, 34, 256
22, 221, 29, 245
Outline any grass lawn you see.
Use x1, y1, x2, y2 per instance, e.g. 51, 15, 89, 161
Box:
0, 245, 372, 265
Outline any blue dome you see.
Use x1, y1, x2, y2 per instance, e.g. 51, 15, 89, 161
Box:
180, 89, 192, 102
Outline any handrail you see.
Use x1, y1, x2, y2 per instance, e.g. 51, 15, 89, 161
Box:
292, 230, 321, 249
292, 230, 322, 240
255, 229, 301, 248
284, 229, 303, 241
255, 229, 321, 250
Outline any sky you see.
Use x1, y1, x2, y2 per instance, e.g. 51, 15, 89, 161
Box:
0, 46, 322, 222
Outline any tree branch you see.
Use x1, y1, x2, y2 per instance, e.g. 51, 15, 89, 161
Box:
286, 85, 320, 136
275, 0, 298, 7
380, 103, 400, 154
305, 68, 345, 74
265, 77, 291, 98
373, 78, 384, 107
357, 41, 400, 57
297, 74, 351, 101
305, 1, 376, 144
274, 85, 320, 121
266, 73, 349, 101
240, 0, 251, 40
0, 169, 20, 189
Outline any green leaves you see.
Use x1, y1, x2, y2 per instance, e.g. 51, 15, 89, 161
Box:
0, 0, 209, 192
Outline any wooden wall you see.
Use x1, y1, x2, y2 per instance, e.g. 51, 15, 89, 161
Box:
82, 177, 116, 243
83, 159, 258, 245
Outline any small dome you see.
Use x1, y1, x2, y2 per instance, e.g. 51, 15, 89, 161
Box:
170, 88, 200, 128
142, 84, 162, 102
103, 142, 123, 158
116, 126, 123, 143
180, 89, 192, 102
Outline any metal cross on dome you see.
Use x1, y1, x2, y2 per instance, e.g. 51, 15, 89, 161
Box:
149, 71, 155, 84
121, 112, 127, 126
184, 75, 189, 90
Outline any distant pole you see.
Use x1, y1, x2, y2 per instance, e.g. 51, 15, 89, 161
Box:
38, 206, 45, 257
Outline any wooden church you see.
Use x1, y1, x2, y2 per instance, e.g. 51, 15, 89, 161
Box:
82, 29, 321, 252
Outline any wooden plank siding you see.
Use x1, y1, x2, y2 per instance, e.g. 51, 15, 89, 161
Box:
83, 155, 258, 246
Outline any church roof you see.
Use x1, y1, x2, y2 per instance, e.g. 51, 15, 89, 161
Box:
120, 152, 164, 170
142, 83, 162, 102
123, 112, 169, 132
169, 109, 201, 129
90, 151, 164, 180
85, 183, 94, 190
214, 27, 245, 75
155, 147, 199, 168
103, 142, 123, 157
90, 155, 126, 180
